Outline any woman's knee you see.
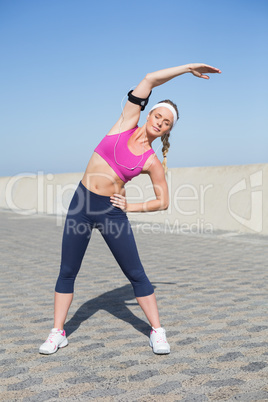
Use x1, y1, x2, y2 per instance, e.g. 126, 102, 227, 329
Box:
133, 281, 154, 297
127, 269, 154, 297
55, 263, 78, 293
59, 263, 78, 280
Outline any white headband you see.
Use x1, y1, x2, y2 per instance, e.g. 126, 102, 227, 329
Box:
149, 103, 178, 128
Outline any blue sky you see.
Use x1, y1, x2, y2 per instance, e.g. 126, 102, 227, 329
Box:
0, 0, 267, 177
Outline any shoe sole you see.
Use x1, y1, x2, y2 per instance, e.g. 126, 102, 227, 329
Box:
152, 348, 170, 354
39, 339, 68, 355
149, 340, 170, 354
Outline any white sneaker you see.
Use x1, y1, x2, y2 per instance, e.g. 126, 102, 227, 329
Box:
149, 327, 170, 354
39, 328, 68, 355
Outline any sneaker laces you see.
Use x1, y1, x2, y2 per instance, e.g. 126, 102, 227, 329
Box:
152, 327, 167, 344
46, 329, 62, 344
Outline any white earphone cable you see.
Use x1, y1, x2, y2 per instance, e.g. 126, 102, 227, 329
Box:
114, 88, 164, 171
114, 86, 145, 170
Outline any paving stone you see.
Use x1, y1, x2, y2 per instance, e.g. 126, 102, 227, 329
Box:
118, 360, 139, 369
241, 361, 268, 372
65, 374, 106, 384
7, 377, 43, 391
48, 365, 80, 374
128, 369, 158, 381
78, 342, 105, 351
242, 342, 268, 348
227, 320, 247, 326
0, 358, 17, 366
232, 390, 268, 401
31, 318, 52, 324
182, 367, 220, 376
176, 337, 199, 346
195, 344, 221, 353
1, 210, 268, 400
14, 339, 45, 345
247, 325, 268, 333
82, 387, 126, 398
23, 390, 59, 402
204, 378, 245, 387
181, 394, 209, 402
216, 352, 244, 362
0, 366, 29, 378
150, 380, 181, 394
96, 350, 121, 360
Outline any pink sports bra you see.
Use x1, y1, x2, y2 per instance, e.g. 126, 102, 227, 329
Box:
94, 126, 155, 183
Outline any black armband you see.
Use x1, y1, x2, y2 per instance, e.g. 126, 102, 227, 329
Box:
127, 90, 152, 111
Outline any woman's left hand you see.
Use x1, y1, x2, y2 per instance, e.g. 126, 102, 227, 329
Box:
189, 63, 222, 79
110, 194, 127, 212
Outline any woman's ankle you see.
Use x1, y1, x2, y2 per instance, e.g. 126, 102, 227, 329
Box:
53, 324, 64, 331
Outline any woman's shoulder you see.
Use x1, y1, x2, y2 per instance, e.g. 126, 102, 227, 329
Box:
142, 152, 161, 174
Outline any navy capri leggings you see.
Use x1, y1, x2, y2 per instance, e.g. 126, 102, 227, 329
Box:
55, 180, 154, 298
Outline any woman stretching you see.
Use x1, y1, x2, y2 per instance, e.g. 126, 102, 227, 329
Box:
39, 63, 221, 355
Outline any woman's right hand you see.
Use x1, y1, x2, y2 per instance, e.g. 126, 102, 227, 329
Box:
110, 193, 127, 212
188, 63, 222, 79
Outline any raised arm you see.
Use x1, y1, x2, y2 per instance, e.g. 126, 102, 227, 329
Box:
108, 63, 221, 135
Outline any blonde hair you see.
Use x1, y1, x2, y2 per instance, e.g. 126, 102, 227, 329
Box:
158, 100, 179, 174
161, 133, 170, 174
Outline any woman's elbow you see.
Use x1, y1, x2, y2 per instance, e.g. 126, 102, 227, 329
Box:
160, 198, 169, 211
163, 201, 169, 210
144, 73, 155, 87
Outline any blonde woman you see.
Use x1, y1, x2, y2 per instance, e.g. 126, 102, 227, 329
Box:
39, 63, 221, 355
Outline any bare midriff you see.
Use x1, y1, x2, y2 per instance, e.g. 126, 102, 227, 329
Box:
81, 152, 127, 197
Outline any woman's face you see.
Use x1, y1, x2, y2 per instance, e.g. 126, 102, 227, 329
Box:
147, 107, 173, 137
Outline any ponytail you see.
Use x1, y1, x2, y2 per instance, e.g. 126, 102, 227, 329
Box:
157, 100, 179, 174
161, 133, 170, 174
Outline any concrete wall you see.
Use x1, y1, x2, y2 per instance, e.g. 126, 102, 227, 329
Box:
0, 163, 267, 235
